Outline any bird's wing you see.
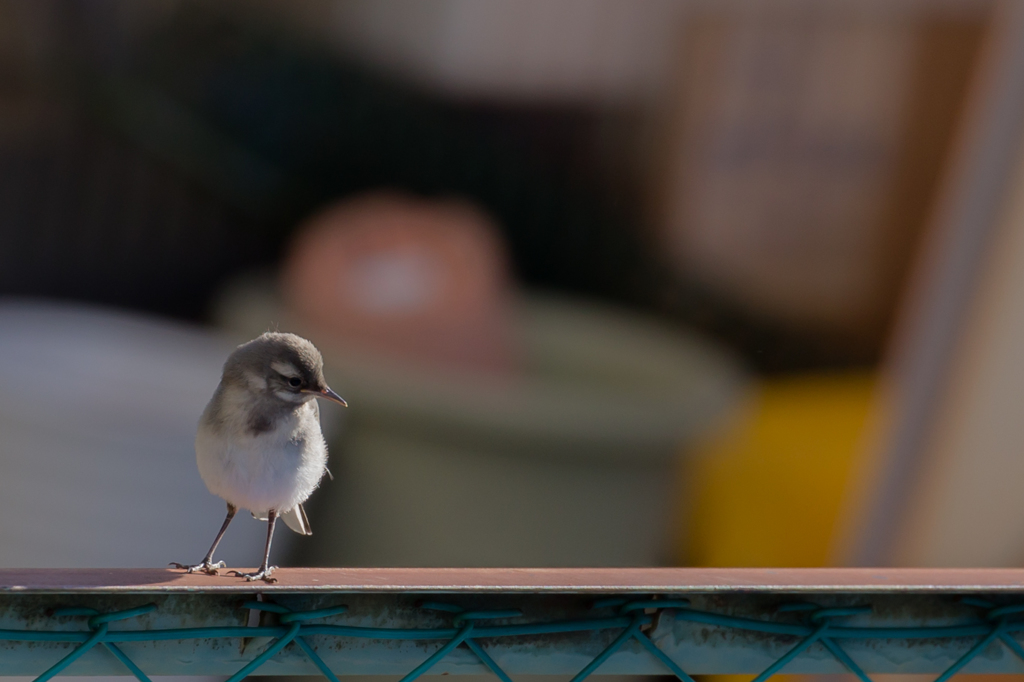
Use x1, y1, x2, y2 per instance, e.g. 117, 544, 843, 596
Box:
281, 504, 312, 535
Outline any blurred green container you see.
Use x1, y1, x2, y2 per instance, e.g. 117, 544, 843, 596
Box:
216, 280, 743, 567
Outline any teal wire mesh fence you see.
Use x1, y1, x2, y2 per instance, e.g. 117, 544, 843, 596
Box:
7, 594, 1024, 682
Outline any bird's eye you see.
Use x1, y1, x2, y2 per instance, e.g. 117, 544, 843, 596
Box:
288, 377, 302, 388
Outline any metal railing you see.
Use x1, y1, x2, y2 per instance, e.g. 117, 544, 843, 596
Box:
3, 568, 1024, 680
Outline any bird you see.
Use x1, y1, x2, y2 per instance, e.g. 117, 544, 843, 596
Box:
172, 332, 346, 582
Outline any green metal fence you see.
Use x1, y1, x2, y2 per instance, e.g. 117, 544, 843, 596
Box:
3, 568, 1024, 680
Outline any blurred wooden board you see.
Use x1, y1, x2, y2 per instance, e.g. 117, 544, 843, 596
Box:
840, 2, 1024, 567
656, 8, 985, 354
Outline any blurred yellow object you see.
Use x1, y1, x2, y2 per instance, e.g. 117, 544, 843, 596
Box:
682, 372, 877, 568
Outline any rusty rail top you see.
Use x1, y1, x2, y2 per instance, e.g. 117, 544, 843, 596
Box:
3, 567, 1024, 593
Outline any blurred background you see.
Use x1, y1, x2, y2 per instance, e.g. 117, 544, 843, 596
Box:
1, 0, 1024, 584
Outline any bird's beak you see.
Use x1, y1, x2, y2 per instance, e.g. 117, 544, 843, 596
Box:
305, 386, 348, 407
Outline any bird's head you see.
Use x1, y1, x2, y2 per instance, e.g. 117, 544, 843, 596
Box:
222, 332, 347, 407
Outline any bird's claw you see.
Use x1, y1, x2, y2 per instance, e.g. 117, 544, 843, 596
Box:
170, 560, 226, 576
229, 566, 278, 583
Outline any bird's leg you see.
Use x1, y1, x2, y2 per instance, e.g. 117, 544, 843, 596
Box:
231, 509, 278, 583
171, 503, 237, 575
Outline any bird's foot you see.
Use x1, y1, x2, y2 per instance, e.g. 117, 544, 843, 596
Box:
170, 560, 226, 576
229, 566, 277, 583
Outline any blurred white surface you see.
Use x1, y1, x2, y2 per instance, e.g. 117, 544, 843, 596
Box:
0, 300, 283, 568
328, 0, 686, 104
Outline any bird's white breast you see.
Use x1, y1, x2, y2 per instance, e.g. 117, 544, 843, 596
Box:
195, 388, 328, 514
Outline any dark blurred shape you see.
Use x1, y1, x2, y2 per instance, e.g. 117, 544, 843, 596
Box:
0, 95, 270, 318
0, 1, 991, 375
0, 2, 656, 322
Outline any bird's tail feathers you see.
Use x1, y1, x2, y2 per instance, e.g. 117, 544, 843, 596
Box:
282, 504, 312, 535
251, 506, 312, 535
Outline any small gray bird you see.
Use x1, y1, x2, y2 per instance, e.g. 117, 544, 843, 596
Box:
172, 332, 346, 582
